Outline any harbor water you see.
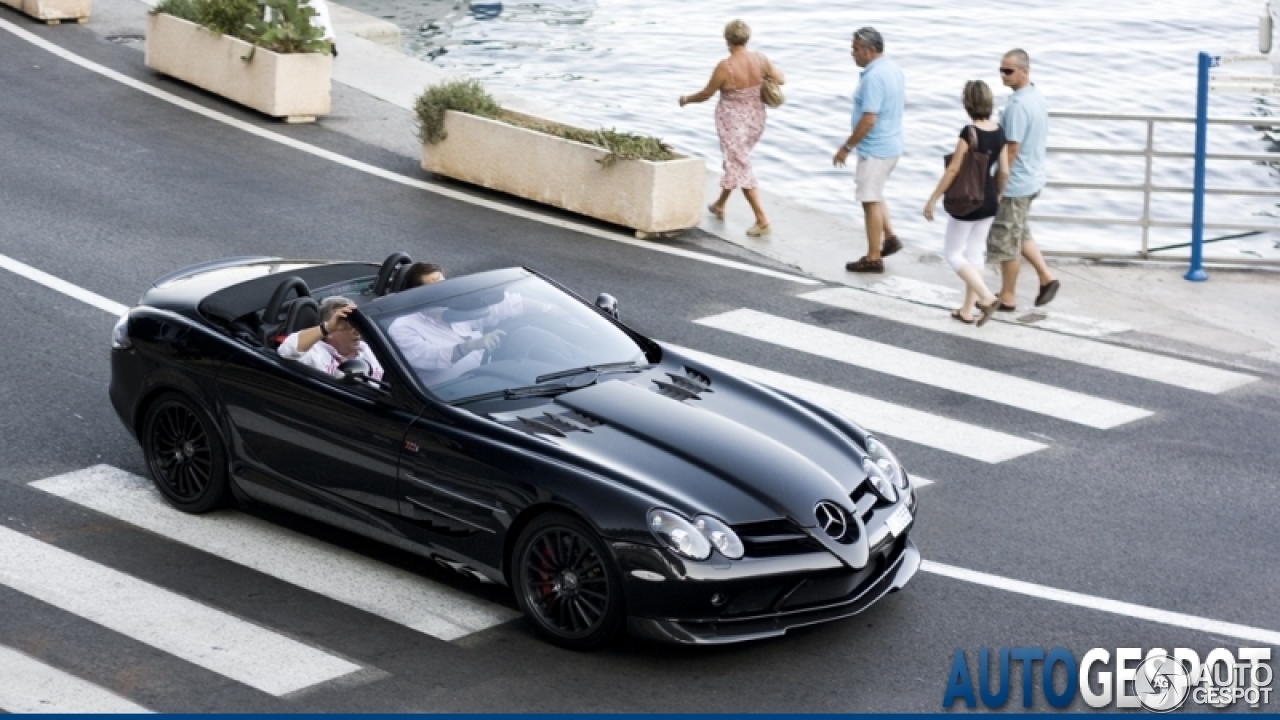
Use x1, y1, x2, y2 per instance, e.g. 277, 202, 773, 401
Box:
340, 0, 1280, 260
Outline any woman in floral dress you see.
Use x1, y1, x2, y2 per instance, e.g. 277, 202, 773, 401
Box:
680, 19, 784, 237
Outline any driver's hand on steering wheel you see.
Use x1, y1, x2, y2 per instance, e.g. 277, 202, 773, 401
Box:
454, 329, 506, 361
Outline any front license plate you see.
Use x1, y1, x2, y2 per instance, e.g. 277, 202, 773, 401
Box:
886, 504, 912, 537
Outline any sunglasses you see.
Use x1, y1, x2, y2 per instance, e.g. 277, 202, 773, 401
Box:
999, 67, 1017, 75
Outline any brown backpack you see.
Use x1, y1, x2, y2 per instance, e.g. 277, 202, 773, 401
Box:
942, 126, 989, 217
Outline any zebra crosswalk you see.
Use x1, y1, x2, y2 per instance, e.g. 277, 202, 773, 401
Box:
0, 524, 362, 698
0, 645, 151, 713
31, 465, 521, 642
0, 284, 1257, 710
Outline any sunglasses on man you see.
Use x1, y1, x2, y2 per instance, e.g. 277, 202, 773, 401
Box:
999, 67, 1017, 75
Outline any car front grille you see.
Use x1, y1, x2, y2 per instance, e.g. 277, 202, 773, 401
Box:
732, 518, 825, 558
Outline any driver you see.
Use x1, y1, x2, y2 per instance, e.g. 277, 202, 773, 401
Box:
389, 264, 561, 386
278, 296, 384, 380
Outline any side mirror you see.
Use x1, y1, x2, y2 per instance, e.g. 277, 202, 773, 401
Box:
595, 293, 620, 320
337, 357, 371, 382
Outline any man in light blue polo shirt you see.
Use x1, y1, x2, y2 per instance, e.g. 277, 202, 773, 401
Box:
833, 27, 905, 274
989, 48, 1060, 308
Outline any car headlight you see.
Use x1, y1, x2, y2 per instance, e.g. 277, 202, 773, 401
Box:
648, 509, 712, 560
649, 509, 745, 561
111, 312, 131, 350
863, 456, 899, 503
694, 514, 744, 560
866, 436, 907, 490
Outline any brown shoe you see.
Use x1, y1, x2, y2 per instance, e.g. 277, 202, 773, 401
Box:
845, 257, 884, 273
882, 236, 903, 257
1035, 279, 1060, 307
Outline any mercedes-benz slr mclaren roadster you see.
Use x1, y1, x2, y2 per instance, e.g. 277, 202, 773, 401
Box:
109, 253, 920, 649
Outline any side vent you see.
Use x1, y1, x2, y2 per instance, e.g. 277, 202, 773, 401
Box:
652, 366, 713, 402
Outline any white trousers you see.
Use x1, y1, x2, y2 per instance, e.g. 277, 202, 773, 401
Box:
943, 216, 996, 272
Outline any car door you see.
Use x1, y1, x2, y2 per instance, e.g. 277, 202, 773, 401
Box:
396, 406, 541, 576
217, 345, 420, 530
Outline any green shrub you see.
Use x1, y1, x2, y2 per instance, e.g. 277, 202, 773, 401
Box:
415, 80, 504, 145
415, 80, 675, 163
151, 0, 329, 56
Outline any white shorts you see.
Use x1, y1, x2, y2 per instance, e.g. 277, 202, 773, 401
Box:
855, 155, 899, 203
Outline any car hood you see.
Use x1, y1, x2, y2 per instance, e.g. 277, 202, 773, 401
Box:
500, 356, 872, 531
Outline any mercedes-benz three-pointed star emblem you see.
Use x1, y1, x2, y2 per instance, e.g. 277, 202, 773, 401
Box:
814, 501, 848, 540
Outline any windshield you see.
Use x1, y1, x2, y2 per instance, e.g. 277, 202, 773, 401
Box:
378, 276, 650, 402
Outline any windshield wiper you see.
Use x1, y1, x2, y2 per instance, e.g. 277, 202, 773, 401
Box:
448, 383, 577, 407
536, 360, 650, 384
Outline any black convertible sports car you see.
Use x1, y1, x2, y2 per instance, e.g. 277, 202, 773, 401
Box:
109, 253, 920, 649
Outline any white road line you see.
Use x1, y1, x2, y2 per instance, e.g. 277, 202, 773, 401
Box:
31, 466, 520, 641
0, 645, 151, 713
921, 560, 1280, 647
695, 310, 1152, 430
0, 252, 129, 317
910, 476, 935, 488
669, 345, 1046, 463
0, 19, 817, 288
0, 525, 360, 697
801, 287, 1257, 395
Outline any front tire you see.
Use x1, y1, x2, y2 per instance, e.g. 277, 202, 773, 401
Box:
513, 512, 625, 650
142, 392, 231, 514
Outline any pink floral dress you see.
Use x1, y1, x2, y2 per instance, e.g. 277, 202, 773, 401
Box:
715, 55, 767, 190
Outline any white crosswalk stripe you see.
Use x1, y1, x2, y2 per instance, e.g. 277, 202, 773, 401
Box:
670, 345, 1047, 463
695, 309, 1153, 429
0, 645, 151, 713
0, 525, 361, 697
800, 287, 1257, 394
30, 466, 522, 643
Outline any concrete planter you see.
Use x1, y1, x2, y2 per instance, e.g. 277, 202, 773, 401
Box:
1, 0, 91, 23
421, 110, 705, 235
144, 13, 332, 123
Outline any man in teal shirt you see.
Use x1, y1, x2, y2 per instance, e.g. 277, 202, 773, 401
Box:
833, 27, 905, 273
989, 48, 1060, 308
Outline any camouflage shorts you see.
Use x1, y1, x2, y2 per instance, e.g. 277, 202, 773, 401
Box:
986, 193, 1039, 262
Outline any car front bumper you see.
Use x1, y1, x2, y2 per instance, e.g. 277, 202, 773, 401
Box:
621, 535, 920, 645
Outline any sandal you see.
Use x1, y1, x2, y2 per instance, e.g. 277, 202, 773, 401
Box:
950, 310, 975, 324
975, 301, 997, 327
707, 204, 725, 220
746, 223, 771, 237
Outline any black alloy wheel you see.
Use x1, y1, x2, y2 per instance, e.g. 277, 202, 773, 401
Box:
513, 512, 625, 650
142, 393, 231, 514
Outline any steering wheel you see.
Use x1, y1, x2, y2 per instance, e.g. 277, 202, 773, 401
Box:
372, 252, 412, 296
263, 276, 311, 327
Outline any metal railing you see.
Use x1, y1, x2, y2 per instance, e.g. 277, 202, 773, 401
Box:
1032, 111, 1280, 265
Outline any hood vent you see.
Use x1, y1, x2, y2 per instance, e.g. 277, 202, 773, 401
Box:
651, 367, 713, 402
502, 410, 602, 438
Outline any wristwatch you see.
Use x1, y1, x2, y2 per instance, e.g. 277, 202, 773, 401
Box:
842, 144, 855, 153
319, 321, 329, 339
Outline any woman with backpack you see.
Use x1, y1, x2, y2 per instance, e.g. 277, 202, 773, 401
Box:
923, 80, 1008, 327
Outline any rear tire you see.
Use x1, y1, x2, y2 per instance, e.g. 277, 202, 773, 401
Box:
142, 392, 231, 514
512, 512, 626, 650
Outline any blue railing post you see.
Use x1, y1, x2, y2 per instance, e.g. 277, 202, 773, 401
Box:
1186, 51, 1211, 282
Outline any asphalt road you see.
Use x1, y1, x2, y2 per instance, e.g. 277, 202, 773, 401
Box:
1, 16, 1277, 712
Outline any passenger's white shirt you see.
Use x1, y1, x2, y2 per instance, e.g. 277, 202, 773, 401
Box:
389, 292, 524, 387
278, 332, 383, 380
